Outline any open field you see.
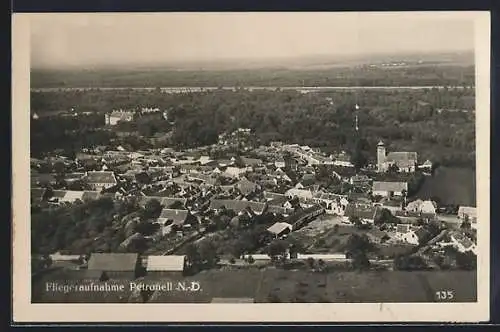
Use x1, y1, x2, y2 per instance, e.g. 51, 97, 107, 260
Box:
412, 167, 476, 206
32, 267, 476, 303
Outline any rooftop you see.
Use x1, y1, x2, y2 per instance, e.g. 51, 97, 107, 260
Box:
146, 255, 186, 272
87, 253, 138, 272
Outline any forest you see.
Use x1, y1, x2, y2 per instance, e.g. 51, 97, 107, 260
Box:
31, 86, 476, 167
30, 64, 475, 88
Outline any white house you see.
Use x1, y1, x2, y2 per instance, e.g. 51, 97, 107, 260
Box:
372, 181, 408, 197
458, 206, 477, 229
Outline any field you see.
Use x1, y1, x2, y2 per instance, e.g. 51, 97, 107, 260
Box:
32, 267, 477, 303
412, 167, 476, 206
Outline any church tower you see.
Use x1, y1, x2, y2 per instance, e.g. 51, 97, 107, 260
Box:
377, 140, 386, 172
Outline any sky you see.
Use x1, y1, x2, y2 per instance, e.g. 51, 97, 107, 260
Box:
29, 12, 476, 69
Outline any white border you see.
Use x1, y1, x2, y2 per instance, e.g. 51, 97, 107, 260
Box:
12, 12, 491, 322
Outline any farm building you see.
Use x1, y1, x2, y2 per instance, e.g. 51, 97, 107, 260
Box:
267, 222, 293, 238
84, 171, 118, 191
86, 253, 140, 280
146, 255, 186, 277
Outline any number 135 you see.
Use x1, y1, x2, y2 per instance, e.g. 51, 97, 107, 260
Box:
436, 290, 454, 300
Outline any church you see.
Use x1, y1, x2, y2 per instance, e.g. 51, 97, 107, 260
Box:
377, 141, 418, 173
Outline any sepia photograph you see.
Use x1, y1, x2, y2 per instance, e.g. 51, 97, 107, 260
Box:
12, 11, 490, 322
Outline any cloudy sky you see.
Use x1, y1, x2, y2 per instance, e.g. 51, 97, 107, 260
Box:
29, 12, 476, 68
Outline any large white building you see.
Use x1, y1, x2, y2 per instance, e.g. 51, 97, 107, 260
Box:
105, 110, 134, 126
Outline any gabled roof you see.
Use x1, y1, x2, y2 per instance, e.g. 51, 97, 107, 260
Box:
267, 222, 293, 235
87, 253, 138, 271
146, 255, 185, 272
138, 196, 187, 209
372, 181, 408, 192
236, 177, 258, 196
241, 157, 263, 166
60, 190, 85, 202
458, 206, 477, 218
396, 224, 411, 234
264, 191, 286, 201
85, 171, 117, 184
209, 199, 267, 214
158, 209, 189, 225
386, 152, 418, 162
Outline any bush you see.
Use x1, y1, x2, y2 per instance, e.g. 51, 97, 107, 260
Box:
247, 255, 255, 264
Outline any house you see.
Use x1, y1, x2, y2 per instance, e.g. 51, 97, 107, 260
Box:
146, 255, 186, 276
349, 174, 371, 187
235, 177, 259, 196
458, 206, 477, 228
342, 204, 380, 224
331, 151, 354, 168
312, 192, 349, 215
285, 188, 314, 200
372, 181, 408, 197
395, 224, 420, 245
377, 141, 418, 173
241, 157, 263, 168
274, 157, 286, 169
406, 199, 437, 216
377, 197, 403, 214
87, 253, 139, 280
49, 252, 83, 263
267, 222, 293, 238
209, 199, 267, 216
223, 166, 247, 179
286, 204, 325, 230
138, 196, 187, 209
418, 159, 433, 173
449, 231, 477, 254
105, 110, 134, 126
157, 209, 192, 235
85, 171, 118, 191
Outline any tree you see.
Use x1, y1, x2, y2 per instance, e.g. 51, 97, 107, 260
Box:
185, 243, 202, 268
267, 239, 288, 261
247, 255, 255, 264
393, 254, 428, 271
333, 224, 340, 234
456, 251, 476, 270
306, 257, 315, 269
374, 208, 393, 225
349, 215, 362, 226
344, 233, 377, 270
143, 199, 162, 220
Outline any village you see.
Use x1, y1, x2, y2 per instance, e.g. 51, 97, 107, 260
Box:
30, 107, 478, 303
